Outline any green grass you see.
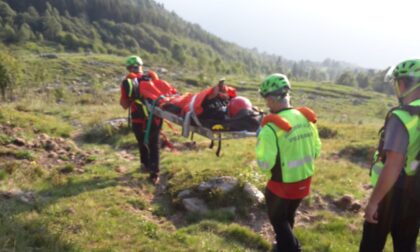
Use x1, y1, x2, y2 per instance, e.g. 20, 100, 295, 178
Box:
0, 51, 417, 251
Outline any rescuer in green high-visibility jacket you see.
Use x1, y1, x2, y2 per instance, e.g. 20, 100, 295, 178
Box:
360, 59, 420, 252
256, 73, 321, 252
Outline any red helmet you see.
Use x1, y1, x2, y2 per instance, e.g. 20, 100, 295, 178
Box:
227, 96, 253, 117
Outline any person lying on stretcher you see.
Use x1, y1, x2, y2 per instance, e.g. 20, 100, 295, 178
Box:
122, 74, 261, 132
160, 78, 261, 132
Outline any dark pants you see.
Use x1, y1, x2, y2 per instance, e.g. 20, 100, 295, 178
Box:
265, 189, 302, 252
132, 122, 161, 176
359, 186, 419, 252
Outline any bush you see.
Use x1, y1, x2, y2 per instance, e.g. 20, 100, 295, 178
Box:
318, 125, 338, 139
14, 150, 35, 160
339, 143, 375, 163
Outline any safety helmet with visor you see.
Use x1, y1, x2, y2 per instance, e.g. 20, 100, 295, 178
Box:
385, 59, 420, 102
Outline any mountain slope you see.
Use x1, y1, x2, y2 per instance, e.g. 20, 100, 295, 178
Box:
0, 0, 386, 84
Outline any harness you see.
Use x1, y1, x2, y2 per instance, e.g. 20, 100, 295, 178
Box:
370, 103, 420, 188
372, 105, 420, 169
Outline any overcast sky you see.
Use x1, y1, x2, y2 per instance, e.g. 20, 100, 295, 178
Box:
156, 0, 420, 69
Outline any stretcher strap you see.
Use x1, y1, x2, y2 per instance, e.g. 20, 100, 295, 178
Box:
144, 95, 165, 145
216, 134, 222, 157
189, 95, 202, 127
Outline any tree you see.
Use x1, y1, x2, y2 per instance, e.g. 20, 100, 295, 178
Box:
0, 49, 21, 101
172, 43, 186, 64
0, 1, 16, 24
356, 72, 371, 89
17, 23, 34, 42
336, 71, 356, 86
0, 63, 11, 100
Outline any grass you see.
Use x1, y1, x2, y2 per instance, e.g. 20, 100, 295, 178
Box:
1, 50, 418, 251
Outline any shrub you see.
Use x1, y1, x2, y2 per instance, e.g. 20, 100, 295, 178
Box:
318, 125, 338, 139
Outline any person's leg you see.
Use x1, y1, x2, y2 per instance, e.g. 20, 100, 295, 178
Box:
286, 198, 301, 229
359, 190, 394, 252
147, 121, 161, 183
132, 123, 149, 171
265, 189, 302, 252
390, 188, 419, 252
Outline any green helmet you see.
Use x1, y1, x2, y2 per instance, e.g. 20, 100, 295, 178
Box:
385, 59, 420, 104
392, 59, 420, 81
126, 55, 143, 67
259, 73, 291, 97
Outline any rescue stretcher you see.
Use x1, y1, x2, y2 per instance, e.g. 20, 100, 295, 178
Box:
145, 97, 262, 156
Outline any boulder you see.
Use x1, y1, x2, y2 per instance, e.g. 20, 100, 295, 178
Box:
198, 176, 238, 193
12, 137, 26, 146
334, 194, 354, 210
177, 189, 193, 199
182, 197, 208, 213
243, 182, 265, 205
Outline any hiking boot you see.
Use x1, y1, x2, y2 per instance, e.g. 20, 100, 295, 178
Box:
140, 163, 150, 173
149, 173, 160, 185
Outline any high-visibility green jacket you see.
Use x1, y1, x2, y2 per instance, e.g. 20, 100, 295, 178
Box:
371, 99, 420, 186
256, 108, 321, 183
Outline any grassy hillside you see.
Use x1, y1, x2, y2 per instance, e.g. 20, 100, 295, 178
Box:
0, 0, 391, 90
1, 51, 416, 252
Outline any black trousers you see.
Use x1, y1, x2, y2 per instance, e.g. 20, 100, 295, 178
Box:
132, 122, 161, 175
265, 189, 302, 252
359, 186, 419, 252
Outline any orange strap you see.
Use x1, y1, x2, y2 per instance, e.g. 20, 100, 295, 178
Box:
261, 114, 292, 132
261, 107, 317, 132
296, 107, 317, 123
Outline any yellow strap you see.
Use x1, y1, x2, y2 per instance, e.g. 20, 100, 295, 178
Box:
134, 99, 149, 117
127, 79, 133, 97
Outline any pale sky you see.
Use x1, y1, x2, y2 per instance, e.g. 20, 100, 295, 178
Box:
156, 0, 420, 69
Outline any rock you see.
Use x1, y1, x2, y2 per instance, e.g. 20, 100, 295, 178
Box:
334, 195, 354, 210
350, 201, 362, 212
198, 176, 239, 193
60, 166, 74, 174
313, 194, 327, 209
48, 152, 58, 159
39, 133, 50, 140
182, 197, 208, 213
18, 191, 36, 204
2, 189, 37, 205
243, 182, 265, 205
177, 189, 192, 199
104, 118, 126, 130
12, 137, 26, 146
44, 140, 58, 151
157, 67, 168, 74
75, 168, 85, 174
115, 166, 127, 173
57, 149, 67, 156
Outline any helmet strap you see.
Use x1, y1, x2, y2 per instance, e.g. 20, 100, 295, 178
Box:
399, 82, 420, 104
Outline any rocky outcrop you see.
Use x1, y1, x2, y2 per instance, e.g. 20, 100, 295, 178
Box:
178, 176, 264, 214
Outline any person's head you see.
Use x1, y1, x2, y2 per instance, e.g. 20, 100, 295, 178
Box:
227, 96, 253, 117
259, 73, 291, 111
385, 59, 420, 104
126, 55, 143, 73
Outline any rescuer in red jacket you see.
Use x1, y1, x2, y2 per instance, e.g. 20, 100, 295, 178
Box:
120, 55, 162, 184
